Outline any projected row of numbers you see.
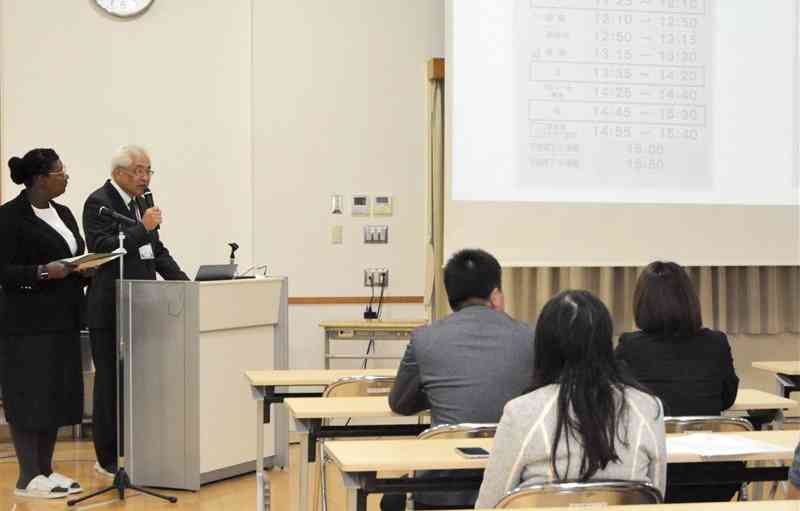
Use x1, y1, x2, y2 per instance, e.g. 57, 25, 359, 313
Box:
529, 101, 705, 126
518, 0, 711, 188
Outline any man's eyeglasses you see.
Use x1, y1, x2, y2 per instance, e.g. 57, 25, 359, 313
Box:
121, 167, 155, 178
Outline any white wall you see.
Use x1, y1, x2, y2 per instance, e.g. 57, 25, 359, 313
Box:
252, 0, 443, 295
0, 0, 445, 371
251, 1, 444, 368
0, 0, 254, 277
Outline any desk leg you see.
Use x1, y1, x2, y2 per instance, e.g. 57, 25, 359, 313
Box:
292, 418, 321, 511
356, 490, 368, 511
774, 409, 786, 430
256, 399, 265, 511
769, 409, 787, 499
344, 488, 358, 511
341, 472, 368, 511
297, 425, 310, 511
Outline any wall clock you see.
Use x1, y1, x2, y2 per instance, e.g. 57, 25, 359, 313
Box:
95, 0, 154, 18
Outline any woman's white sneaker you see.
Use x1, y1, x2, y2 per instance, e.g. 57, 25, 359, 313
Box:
13, 475, 69, 499
48, 472, 83, 494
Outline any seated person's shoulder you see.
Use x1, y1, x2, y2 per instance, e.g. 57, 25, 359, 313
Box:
618, 330, 648, 344
624, 386, 663, 418
480, 308, 535, 335
504, 385, 559, 416
616, 330, 652, 356
692, 328, 732, 353
509, 315, 536, 334
409, 317, 449, 349
700, 327, 729, 342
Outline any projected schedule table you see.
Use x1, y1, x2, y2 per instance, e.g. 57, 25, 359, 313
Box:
521, 0, 712, 190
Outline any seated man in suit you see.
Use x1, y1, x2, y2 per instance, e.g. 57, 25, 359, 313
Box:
385, 248, 536, 510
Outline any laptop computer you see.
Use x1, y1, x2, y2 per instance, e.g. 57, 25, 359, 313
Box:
195, 264, 238, 282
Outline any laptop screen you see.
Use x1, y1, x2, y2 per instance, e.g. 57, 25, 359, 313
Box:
194, 264, 237, 282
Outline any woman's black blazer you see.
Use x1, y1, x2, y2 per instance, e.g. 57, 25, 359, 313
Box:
616, 328, 739, 416
0, 190, 86, 334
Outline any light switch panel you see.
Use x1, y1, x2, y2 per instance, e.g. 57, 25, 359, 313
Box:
331, 225, 343, 244
352, 195, 370, 216
373, 195, 393, 216
331, 195, 343, 214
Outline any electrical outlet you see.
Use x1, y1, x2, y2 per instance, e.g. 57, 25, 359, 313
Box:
364, 225, 389, 244
363, 268, 389, 287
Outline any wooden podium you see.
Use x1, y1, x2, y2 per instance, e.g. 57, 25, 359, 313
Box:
118, 277, 288, 490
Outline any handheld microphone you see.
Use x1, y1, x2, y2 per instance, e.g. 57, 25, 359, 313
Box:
142, 187, 160, 231
98, 206, 137, 226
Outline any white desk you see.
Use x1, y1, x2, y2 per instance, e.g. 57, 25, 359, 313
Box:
325, 431, 800, 511
245, 369, 397, 511
283, 390, 796, 511
753, 361, 800, 375
754, 361, 800, 400
320, 320, 426, 369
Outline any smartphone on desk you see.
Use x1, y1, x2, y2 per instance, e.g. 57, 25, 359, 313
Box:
455, 447, 489, 459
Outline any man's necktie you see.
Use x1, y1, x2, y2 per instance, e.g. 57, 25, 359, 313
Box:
128, 200, 138, 219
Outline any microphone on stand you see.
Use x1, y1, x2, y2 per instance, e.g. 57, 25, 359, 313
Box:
142, 187, 160, 231
98, 206, 136, 226
228, 243, 239, 265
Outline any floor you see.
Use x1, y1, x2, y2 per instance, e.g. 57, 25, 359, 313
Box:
0, 440, 259, 511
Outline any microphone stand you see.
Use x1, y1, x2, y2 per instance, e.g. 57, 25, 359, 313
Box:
68, 222, 177, 506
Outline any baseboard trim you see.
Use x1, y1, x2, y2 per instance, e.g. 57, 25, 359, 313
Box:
201, 455, 276, 485
289, 296, 424, 305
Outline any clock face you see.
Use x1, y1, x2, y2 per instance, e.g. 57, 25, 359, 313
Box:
95, 0, 154, 18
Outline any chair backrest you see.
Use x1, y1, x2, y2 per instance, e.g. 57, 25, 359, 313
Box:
417, 423, 498, 440
495, 480, 662, 508
664, 416, 754, 433
322, 375, 395, 398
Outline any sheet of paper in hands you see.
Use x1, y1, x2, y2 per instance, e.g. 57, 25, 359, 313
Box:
61, 253, 121, 271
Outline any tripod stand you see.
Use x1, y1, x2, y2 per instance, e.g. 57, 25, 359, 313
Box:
68, 224, 177, 506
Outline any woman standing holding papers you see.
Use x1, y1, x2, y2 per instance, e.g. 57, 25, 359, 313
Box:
0, 149, 85, 498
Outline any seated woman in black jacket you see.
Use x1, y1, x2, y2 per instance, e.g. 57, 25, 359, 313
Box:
615, 260, 740, 503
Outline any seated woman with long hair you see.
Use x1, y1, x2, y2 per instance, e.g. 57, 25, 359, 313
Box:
475, 290, 666, 508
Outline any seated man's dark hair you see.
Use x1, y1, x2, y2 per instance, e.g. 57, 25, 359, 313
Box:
443, 248, 502, 311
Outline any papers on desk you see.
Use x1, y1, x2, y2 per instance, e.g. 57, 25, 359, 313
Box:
667, 433, 788, 461
61, 253, 120, 271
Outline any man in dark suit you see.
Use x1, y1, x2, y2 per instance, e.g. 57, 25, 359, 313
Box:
82, 145, 188, 476
385, 248, 536, 510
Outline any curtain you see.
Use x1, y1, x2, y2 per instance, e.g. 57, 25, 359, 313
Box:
502, 266, 800, 335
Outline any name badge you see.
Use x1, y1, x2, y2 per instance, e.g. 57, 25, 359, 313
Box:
139, 243, 155, 260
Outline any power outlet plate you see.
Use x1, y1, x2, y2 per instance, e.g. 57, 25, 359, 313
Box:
364, 225, 389, 244
364, 268, 389, 287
